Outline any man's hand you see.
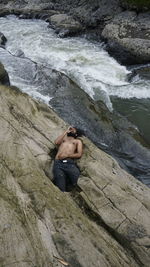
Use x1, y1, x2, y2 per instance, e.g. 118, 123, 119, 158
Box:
67, 126, 74, 133
57, 152, 70, 159
54, 126, 73, 145
54, 129, 68, 145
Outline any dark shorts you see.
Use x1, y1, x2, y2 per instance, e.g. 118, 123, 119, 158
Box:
53, 158, 80, 192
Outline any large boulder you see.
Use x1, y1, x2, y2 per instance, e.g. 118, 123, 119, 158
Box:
102, 11, 150, 64
65, 0, 122, 27
0, 0, 122, 27
0, 80, 150, 266
49, 14, 83, 37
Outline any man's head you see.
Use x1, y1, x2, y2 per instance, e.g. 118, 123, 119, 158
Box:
67, 126, 84, 139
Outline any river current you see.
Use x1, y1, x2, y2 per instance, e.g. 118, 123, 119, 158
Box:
0, 15, 150, 144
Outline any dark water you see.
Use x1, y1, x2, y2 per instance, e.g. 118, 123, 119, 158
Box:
111, 97, 150, 146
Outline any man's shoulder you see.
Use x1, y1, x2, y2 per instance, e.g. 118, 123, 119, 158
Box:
76, 138, 83, 144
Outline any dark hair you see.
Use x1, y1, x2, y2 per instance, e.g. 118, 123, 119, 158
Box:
74, 127, 84, 137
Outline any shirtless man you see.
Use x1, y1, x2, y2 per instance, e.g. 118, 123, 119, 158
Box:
53, 126, 83, 192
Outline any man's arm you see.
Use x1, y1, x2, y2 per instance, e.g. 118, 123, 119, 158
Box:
54, 127, 71, 145
69, 140, 83, 159
54, 130, 67, 145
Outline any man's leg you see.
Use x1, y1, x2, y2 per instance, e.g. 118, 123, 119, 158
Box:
53, 162, 67, 192
65, 164, 80, 187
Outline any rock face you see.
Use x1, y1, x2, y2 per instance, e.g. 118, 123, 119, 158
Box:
0, 0, 122, 26
45, 69, 150, 186
0, 46, 149, 185
102, 11, 150, 64
53, 0, 122, 27
50, 14, 83, 37
0, 65, 150, 266
0, 1, 150, 64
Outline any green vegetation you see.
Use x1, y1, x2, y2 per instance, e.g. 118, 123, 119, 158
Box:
124, 0, 150, 10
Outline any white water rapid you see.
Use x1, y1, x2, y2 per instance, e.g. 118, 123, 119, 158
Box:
0, 15, 149, 111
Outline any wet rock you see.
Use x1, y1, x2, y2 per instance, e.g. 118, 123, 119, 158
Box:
0, 47, 149, 185
0, 62, 10, 85
0, 72, 150, 266
14, 49, 25, 57
128, 64, 150, 81
102, 11, 150, 65
0, 32, 7, 47
50, 14, 83, 36
57, 29, 70, 38
39, 67, 150, 186
18, 9, 60, 20
0, 0, 122, 28
1, 1, 150, 66
0, 7, 59, 20
49, 0, 122, 27
134, 66, 150, 80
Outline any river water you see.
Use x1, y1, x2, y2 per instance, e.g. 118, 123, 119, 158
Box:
0, 15, 150, 145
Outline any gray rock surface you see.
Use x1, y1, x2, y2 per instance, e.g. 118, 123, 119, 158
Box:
0, 1, 150, 63
50, 14, 83, 37
102, 11, 150, 64
0, 0, 122, 26
0, 67, 150, 266
45, 69, 150, 185
0, 47, 149, 185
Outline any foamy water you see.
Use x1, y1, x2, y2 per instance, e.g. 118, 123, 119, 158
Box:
0, 15, 149, 110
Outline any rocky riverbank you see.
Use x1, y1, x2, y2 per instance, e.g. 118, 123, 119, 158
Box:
0, 2, 150, 266
0, 0, 150, 64
0, 44, 149, 186
0, 63, 150, 267
102, 11, 150, 64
